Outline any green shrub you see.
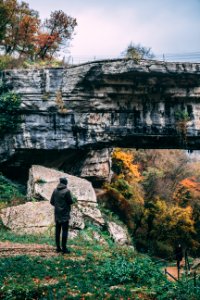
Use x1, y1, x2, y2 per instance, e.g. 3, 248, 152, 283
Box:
0, 91, 21, 135
0, 55, 13, 70
99, 255, 167, 287
99, 255, 133, 285
0, 55, 26, 70
174, 110, 190, 122
0, 174, 25, 203
154, 241, 174, 259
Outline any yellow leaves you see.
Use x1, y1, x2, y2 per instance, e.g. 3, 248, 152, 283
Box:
145, 199, 195, 240
165, 204, 194, 230
112, 149, 141, 181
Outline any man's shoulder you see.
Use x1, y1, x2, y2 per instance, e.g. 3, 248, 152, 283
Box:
65, 188, 71, 195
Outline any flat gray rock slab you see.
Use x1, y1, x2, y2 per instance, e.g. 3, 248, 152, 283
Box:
27, 165, 97, 203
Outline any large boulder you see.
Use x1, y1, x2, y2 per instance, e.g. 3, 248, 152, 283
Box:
0, 201, 54, 235
0, 165, 104, 234
107, 222, 131, 246
27, 165, 97, 204
0, 201, 85, 235
78, 149, 113, 185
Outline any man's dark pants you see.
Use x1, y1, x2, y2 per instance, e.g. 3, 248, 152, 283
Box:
55, 221, 69, 251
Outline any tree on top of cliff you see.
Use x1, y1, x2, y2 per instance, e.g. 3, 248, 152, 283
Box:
0, 0, 17, 41
123, 42, 155, 61
0, 0, 77, 61
35, 10, 77, 60
0, 0, 39, 55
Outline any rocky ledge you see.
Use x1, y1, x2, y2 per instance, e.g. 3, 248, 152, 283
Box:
0, 59, 200, 180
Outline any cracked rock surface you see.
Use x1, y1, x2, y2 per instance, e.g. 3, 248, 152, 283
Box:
0, 165, 104, 234
1, 59, 200, 171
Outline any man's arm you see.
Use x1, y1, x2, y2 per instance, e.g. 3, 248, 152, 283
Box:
66, 190, 73, 205
50, 190, 55, 206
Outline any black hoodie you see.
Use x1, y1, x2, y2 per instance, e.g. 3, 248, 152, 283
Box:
50, 183, 73, 223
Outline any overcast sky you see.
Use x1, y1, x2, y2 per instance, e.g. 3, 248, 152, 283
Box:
26, 0, 200, 61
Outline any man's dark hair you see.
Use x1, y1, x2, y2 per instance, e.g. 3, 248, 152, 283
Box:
60, 177, 68, 185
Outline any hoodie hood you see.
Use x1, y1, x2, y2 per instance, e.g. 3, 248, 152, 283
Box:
57, 183, 67, 190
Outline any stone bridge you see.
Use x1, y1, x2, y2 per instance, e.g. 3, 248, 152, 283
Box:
1, 59, 200, 182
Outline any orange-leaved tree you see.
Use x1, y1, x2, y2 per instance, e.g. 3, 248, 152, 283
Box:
105, 149, 144, 234
35, 10, 77, 60
174, 176, 200, 254
0, 1, 77, 61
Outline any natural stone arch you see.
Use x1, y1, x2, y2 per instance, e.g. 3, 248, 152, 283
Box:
0, 59, 200, 182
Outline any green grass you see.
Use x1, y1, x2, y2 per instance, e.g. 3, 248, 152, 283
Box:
1, 227, 200, 299
0, 227, 54, 245
0, 174, 26, 210
1, 175, 200, 300
0, 251, 159, 300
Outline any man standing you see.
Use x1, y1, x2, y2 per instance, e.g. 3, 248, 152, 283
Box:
50, 177, 73, 254
174, 244, 183, 279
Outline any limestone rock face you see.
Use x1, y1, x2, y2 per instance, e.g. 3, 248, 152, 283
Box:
0, 201, 87, 235
0, 165, 104, 234
77, 149, 113, 185
1, 59, 200, 177
28, 165, 105, 225
27, 165, 97, 204
108, 222, 131, 245
0, 201, 54, 235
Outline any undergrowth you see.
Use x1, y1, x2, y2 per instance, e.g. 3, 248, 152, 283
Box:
0, 174, 26, 209
0, 90, 22, 136
0, 225, 200, 299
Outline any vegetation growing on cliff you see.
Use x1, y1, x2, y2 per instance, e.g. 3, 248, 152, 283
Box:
0, 174, 25, 209
0, 82, 21, 135
122, 42, 155, 62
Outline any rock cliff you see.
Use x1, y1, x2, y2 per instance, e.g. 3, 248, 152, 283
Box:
0, 59, 200, 180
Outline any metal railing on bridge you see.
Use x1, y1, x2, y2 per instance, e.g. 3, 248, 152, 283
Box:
65, 51, 200, 65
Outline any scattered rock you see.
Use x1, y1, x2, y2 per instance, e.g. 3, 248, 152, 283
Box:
107, 222, 131, 245
78, 149, 113, 185
68, 229, 80, 240
191, 258, 200, 270
92, 231, 107, 245
70, 206, 85, 230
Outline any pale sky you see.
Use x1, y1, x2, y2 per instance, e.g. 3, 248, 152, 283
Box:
26, 0, 200, 62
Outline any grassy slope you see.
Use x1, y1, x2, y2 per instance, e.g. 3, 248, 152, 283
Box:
0, 228, 200, 300
0, 176, 200, 299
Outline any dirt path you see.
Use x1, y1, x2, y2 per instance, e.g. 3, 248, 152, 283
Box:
165, 266, 179, 281
0, 241, 84, 260
165, 262, 185, 281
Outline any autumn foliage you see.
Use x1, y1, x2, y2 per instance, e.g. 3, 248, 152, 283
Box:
0, 0, 77, 61
104, 149, 200, 257
112, 149, 141, 182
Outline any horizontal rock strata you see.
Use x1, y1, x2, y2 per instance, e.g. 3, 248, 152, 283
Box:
0, 59, 200, 168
